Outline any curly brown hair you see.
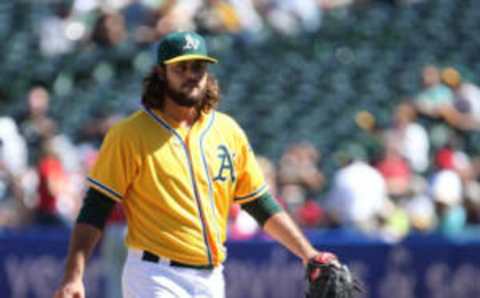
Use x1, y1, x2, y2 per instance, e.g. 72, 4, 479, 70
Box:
141, 66, 220, 113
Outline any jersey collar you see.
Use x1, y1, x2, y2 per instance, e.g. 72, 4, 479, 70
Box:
143, 107, 213, 132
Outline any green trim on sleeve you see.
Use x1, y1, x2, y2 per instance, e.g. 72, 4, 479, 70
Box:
76, 187, 117, 230
240, 192, 283, 226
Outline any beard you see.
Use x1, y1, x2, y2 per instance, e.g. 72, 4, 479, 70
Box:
166, 81, 205, 108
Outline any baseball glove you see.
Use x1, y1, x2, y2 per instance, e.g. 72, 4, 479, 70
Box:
305, 255, 363, 298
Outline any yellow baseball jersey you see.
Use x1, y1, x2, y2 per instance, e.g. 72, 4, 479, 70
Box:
87, 107, 267, 266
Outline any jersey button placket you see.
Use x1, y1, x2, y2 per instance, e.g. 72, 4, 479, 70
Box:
185, 129, 215, 266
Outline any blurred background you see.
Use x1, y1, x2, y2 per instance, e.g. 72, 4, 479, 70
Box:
1, 0, 480, 297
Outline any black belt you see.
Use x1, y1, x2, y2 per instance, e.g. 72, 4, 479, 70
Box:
142, 251, 214, 270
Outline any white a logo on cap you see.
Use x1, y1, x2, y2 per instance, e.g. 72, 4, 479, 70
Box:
183, 34, 200, 50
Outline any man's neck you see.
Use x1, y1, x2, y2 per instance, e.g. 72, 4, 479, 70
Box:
162, 98, 198, 127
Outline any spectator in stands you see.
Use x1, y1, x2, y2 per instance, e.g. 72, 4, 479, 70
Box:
276, 142, 325, 225
278, 184, 306, 216
227, 0, 266, 42
121, 0, 156, 30
386, 101, 430, 173
91, 12, 128, 47
195, 0, 264, 45
39, 1, 77, 57
354, 110, 383, 164
277, 183, 327, 229
375, 140, 412, 199
0, 117, 28, 187
15, 86, 55, 166
456, 156, 480, 226
437, 67, 480, 131
324, 143, 388, 232
157, 0, 203, 34
33, 120, 82, 225
439, 144, 480, 228
377, 199, 410, 242
428, 147, 467, 234
414, 65, 454, 119
401, 176, 436, 232
196, 0, 242, 34
0, 117, 30, 227
278, 142, 324, 195
259, 0, 322, 35
376, 101, 431, 238
295, 196, 326, 229
133, 0, 203, 44
34, 137, 69, 226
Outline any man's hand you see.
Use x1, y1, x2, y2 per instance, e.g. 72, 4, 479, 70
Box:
53, 223, 103, 298
303, 250, 338, 266
305, 253, 362, 298
53, 278, 85, 298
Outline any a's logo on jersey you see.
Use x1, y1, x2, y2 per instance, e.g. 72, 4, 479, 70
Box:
213, 145, 236, 183
183, 34, 200, 51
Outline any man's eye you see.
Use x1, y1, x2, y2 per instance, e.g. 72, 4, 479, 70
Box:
176, 66, 187, 73
193, 64, 206, 72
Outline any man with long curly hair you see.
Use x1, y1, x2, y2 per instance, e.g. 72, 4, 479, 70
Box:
54, 31, 339, 298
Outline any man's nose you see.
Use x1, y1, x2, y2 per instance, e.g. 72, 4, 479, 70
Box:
185, 67, 203, 80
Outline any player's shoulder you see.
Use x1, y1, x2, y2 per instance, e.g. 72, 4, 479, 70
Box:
105, 110, 146, 138
213, 111, 243, 131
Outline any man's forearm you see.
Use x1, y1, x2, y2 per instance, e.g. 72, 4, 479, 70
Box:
263, 211, 317, 264
62, 223, 103, 281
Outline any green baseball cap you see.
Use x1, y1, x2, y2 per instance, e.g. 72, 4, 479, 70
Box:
157, 31, 217, 65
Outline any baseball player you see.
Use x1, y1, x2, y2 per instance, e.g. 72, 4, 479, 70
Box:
54, 31, 339, 298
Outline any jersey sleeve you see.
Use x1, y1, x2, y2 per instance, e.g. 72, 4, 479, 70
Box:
87, 124, 141, 202
233, 127, 268, 204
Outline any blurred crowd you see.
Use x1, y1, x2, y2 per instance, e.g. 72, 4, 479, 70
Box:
2, 64, 479, 244
0, 84, 123, 227
35, 0, 418, 58
230, 65, 480, 242
36, 0, 339, 57
1, 0, 480, 244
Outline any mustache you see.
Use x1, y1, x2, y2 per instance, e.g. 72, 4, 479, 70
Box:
183, 80, 200, 88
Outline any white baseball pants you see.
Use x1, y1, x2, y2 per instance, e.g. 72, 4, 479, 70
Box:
122, 249, 225, 298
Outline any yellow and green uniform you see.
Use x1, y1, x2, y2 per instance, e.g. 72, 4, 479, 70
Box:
87, 107, 267, 266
